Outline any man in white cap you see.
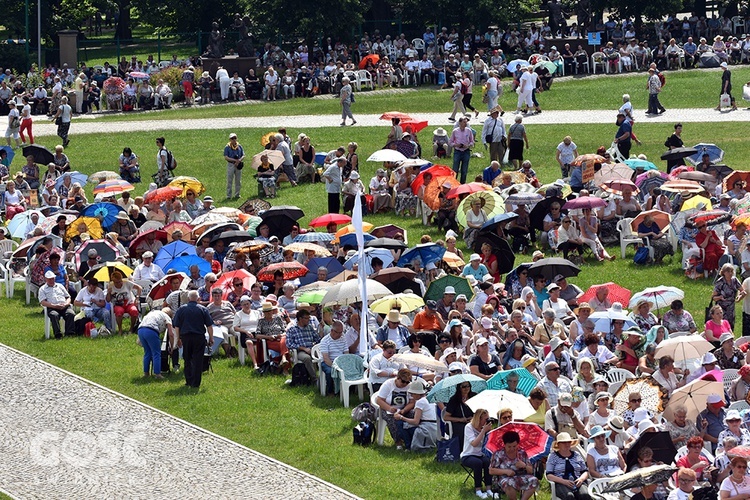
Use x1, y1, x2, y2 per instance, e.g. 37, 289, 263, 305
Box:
717, 61, 737, 111
686, 352, 718, 383
436, 285, 456, 320
38, 270, 75, 338
698, 393, 727, 452
132, 251, 165, 282
376, 310, 411, 349
368, 339, 400, 392
461, 253, 489, 282
544, 391, 587, 439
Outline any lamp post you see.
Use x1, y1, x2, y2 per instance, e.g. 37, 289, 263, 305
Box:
25, 0, 29, 60
38, 0, 42, 68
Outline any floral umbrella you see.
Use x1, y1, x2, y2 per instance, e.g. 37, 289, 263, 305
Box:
629, 286, 685, 313
65, 216, 104, 242
601, 179, 639, 195
613, 377, 666, 416
168, 176, 205, 197
103, 76, 126, 95
284, 242, 332, 257
494, 171, 528, 187
256, 261, 308, 282
456, 191, 505, 229
686, 210, 733, 228
37, 213, 77, 234
88, 171, 121, 184
485, 422, 552, 462
144, 186, 183, 204
579, 282, 632, 306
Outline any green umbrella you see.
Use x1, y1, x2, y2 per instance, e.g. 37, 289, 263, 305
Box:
297, 289, 328, 304
244, 215, 263, 237
456, 191, 505, 229
533, 60, 557, 74
425, 275, 475, 302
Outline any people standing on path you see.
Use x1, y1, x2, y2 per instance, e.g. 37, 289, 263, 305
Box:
484, 70, 501, 113
717, 62, 737, 111
52, 95, 72, 147
448, 77, 467, 122
172, 290, 214, 388
461, 72, 479, 119
528, 66, 542, 114
340, 76, 356, 126
323, 156, 344, 213
646, 68, 666, 115
481, 107, 506, 164
224, 132, 245, 199
614, 113, 633, 159
664, 123, 684, 173
450, 117, 474, 184
516, 66, 534, 114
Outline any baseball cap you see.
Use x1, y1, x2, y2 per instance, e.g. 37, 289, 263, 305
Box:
426, 300, 437, 310
142, 251, 154, 259
721, 62, 728, 68
448, 362, 464, 373
476, 337, 489, 346
553, 274, 566, 283
707, 393, 724, 405
239, 295, 251, 303
480, 317, 493, 329
558, 393, 573, 407
229, 133, 237, 139
521, 354, 537, 368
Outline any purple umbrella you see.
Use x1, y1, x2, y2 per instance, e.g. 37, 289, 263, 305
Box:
562, 196, 607, 210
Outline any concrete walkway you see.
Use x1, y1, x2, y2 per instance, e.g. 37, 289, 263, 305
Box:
28, 106, 750, 138
0, 343, 357, 500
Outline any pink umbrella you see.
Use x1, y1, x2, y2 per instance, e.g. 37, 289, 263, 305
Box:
579, 282, 632, 307
562, 196, 607, 210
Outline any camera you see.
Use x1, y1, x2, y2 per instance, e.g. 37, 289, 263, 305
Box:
487, 417, 498, 425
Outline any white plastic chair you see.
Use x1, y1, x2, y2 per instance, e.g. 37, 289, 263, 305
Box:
334, 354, 369, 407
158, 61, 171, 69
26, 273, 40, 305
344, 70, 360, 91
311, 344, 326, 396
617, 218, 642, 258
736, 337, 750, 350
606, 368, 636, 386
43, 306, 51, 339
733, 16, 744, 34
356, 70, 374, 90
411, 39, 425, 52
591, 52, 607, 74
729, 400, 750, 412
724, 368, 740, 394
6, 260, 26, 299
589, 478, 617, 500
370, 392, 389, 445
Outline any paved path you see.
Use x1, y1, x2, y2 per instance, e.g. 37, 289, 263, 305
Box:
28, 106, 750, 138
0, 343, 357, 500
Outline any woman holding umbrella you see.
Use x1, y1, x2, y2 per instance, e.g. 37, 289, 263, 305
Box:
713, 263, 746, 329
489, 430, 540, 500
443, 380, 476, 446
637, 214, 674, 263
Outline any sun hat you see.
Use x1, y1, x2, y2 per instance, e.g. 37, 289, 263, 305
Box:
589, 425, 608, 439
480, 317, 493, 329
349, 171, 360, 180
444, 286, 456, 295
553, 274, 566, 283
376, 168, 386, 176
558, 392, 572, 407
116, 212, 129, 220
489, 106, 502, 114
440, 347, 457, 363
638, 420, 656, 434
434, 127, 447, 137
633, 408, 651, 421
387, 310, 401, 323
448, 361, 465, 372
726, 409, 742, 422
740, 365, 750, 377
608, 415, 625, 431
552, 432, 578, 450
547, 282, 561, 292
521, 354, 538, 368
635, 298, 651, 309
719, 332, 734, 345
595, 391, 613, 403
574, 302, 592, 314
408, 380, 427, 394
265, 294, 278, 304
532, 250, 544, 259
470, 253, 481, 262
44, 270, 56, 279
720, 61, 728, 68
229, 133, 237, 139
702, 352, 717, 365
142, 251, 153, 259
550, 337, 564, 351
261, 301, 277, 312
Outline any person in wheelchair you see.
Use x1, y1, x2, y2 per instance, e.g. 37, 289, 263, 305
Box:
119, 147, 140, 183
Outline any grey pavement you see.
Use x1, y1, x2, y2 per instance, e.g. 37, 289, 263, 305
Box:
28, 105, 750, 138
0, 343, 357, 500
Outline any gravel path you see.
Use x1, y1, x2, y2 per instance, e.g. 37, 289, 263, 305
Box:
0, 343, 358, 500
28, 106, 750, 138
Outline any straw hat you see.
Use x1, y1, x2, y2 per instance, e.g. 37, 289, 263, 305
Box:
552, 432, 579, 450
434, 127, 447, 137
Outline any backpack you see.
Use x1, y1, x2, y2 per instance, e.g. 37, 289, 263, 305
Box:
658, 72, 666, 87
353, 421, 375, 446
289, 363, 312, 386
163, 148, 177, 171
633, 245, 650, 265
460, 81, 468, 94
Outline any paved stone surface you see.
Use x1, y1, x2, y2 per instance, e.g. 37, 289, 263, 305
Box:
0, 343, 358, 500
28, 105, 750, 138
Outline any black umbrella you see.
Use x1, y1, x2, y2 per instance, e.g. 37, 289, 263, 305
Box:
195, 222, 242, 246
626, 431, 678, 469
700, 52, 721, 68
660, 147, 698, 162
384, 277, 421, 294
260, 213, 298, 239
365, 237, 408, 250
603, 464, 678, 492
529, 196, 566, 231
473, 232, 515, 275
527, 257, 580, 281
261, 205, 305, 221
210, 230, 254, 246
22, 144, 54, 165
704, 164, 733, 180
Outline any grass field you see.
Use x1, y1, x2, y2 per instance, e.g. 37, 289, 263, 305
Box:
89, 65, 750, 123
0, 116, 733, 497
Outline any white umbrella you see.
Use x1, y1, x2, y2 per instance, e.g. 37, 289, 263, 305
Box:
343, 247, 394, 275
590, 303, 637, 332
391, 352, 446, 372
250, 149, 285, 169
367, 149, 407, 163
629, 286, 685, 312
397, 158, 431, 168
466, 389, 536, 420
320, 278, 391, 307
654, 335, 713, 364
663, 379, 724, 421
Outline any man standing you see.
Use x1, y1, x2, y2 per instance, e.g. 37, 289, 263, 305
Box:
646, 68, 666, 115
717, 62, 737, 111
224, 132, 245, 199
481, 107, 506, 164
322, 156, 344, 213
38, 270, 75, 339
449, 117, 474, 184
285, 309, 320, 383
172, 290, 214, 388
272, 132, 297, 186
614, 112, 633, 159
555, 136, 578, 178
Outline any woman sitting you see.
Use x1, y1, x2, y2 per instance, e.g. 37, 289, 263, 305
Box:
525, 387, 549, 426
369, 169, 392, 214
394, 380, 438, 452
675, 436, 712, 482
588, 392, 613, 429
666, 404, 700, 449
661, 300, 697, 334
720, 456, 750, 500
715, 332, 745, 370
651, 354, 688, 397
443, 380, 476, 445
469, 337, 502, 380
637, 214, 674, 263
705, 304, 733, 348
257, 154, 277, 198
630, 299, 659, 332
586, 425, 626, 478
463, 198, 488, 250
716, 409, 750, 454
490, 430, 539, 500
461, 408, 494, 498
546, 432, 592, 500
696, 222, 724, 273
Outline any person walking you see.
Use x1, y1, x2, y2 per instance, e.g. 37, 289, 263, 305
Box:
224, 132, 245, 199
484, 70, 501, 112
461, 72, 479, 118
52, 96, 72, 147
646, 68, 666, 115
5, 101, 20, 150
717, 62, 737, 111
508, 115, 529, 169
449, 117, 474, 184
340, 76, 356, 126
19, 96, 33, 145
172, 290, 214, 388
448, 76, 467, 122
481, 107, 506, 164
323, 156, 344, 213
614, 112, 633, 159
516, 66, 534, 114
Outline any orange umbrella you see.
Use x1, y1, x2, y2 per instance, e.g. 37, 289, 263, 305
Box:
571, 154, 606, 167
723, 171, 750, 192
144, 186, 182, 204
732, 213, 750, 229
333, 222, 374, 243
260, 131, 276, 147
442, 251, 465, 270
379, 111, 412, 121
163, 221, 193, 242
630, 210, 671, 233
411, 164, 455, 195
401, 119, 429, 134
424, 176, 460, 211
359, 54, 380, 69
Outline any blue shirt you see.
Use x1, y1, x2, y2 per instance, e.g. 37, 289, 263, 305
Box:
44, 264, 67, 287
461, 263, 488, 281
570, 165, 583, 188
482, 166, 502, 185
616, 120, 632, 147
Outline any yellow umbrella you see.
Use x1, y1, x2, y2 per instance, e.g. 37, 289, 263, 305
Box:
284, 242, 332, 256
442, 251, 466, 270
84, 261, 133, 282
168, 176, 205, 197
370, 293, 425, 314
681, 195, 713, 211
333, 222, 374, 243
212, 207, 243, 221
456, 191, 505, 229
260, 132, 276, 147
65, 216, 104, 242
537, 182, 573, 198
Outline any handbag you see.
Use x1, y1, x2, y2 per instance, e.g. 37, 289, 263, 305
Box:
436, 436, 460, 462
705, 300, 714, 325
10, 116, 20, 129
236, 161, 244, 170
55, 116, 63, 126
720, 93, 731, 107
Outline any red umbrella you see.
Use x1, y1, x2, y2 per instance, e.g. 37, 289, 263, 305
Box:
309, 213, 352, 228
148, 272, 190, 303
401, 119, 429, 134
668, 165, 694, 180
213, 269, 257, 300
379, 111, 412, 121
485, 422, 553, 461
687, 210, 733, 228
128, 229, 168, 258
728, 446, 750, 459
257, 261, 309, 282
358, 54, 380, 70
579, 282, 632, 307
411, 164, 455, 195
144, 186, 183, 204
446, 182, 492, 199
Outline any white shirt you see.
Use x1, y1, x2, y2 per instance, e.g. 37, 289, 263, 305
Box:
75, 286, 105, 307
519, 71, 534, 93
132, 262, 165, 282
557, 141, 578, 164
38, 283, 69, 305
368, 351, 400, 384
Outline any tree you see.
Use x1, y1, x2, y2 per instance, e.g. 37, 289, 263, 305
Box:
133, 0, 250, 35
601, 0, 685, 31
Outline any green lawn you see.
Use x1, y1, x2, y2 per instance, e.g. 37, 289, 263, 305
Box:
90, 65, 750, 123
0, 119, 730, 498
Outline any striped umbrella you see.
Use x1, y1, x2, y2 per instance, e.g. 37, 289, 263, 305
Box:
92, 179, 134, 196
505, 192, 543, 205
486, 368, 538, 396
601, 179, 639, 195
293, 232, 336, 243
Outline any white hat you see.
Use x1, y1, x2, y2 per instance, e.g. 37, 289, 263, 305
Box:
476, 337, 489, 346
142, 251, 154, 259
444, 286, 456, 295
707, 393, 724, 404
434, 127, 447, 137
638, 420, 656, 434
44, 270, 56, 279
349, 171, 360, 180
720, 332, 735, 345
470, 253, 481, 262
448, 361, 465, 372
480, 317, 493, 329
726, 409, 742, 422
408, 380, 427, 394
633, 408, 650, 422
425, 262, 437, 271
440, 347, 457, 363
721, 62, 728, 68
387, 310, 401, 323
702, 352, 718, 365
550, 337, 564, 351
558, 393, 573, 407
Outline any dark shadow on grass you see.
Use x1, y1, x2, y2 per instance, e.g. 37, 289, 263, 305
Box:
165, 385, 201, 396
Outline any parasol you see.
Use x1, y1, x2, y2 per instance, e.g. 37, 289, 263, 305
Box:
424, 175, 461, 211
55, 171, 88, 192
309, 213, 352, 228
261, 205, 305, 221
572, 154, 606, 168
486, 368, 539, 396
660, 147, 698, 162
127, 229, 168, 258
147, 272, 190, 306
626, 432, 678, 469
367, 149, 407, 163
637, 173, 668, 197
213, 269, 257, 300
284, 242, 332, 257
481, 213, 520, 233
612, 377, 666, 416
88, 171, 121, 184
686, 143, 725, 165
81, 202, 125, 229
36, 212, 76, 234
655, 336, 714, 365
485, 422, 553, 462
83, 261, 133, 282
590, 305, 637, 332
320, 278, 391, 307
65, 216, 104, 242
630, 210, 671, 233
505, 192, 544, 206
195, 223, 242, 247
168, 176, 205, 197
446, 182, 492, 199
473, 232, 515, 274
681, 196, 713, 211
397, 243, 446, 268
506, 59, 530, 73
533, 60, 557, 73
424, 275, 474, 302
365, 237, 408, 250
22, 144, 54, 165
603, 465, 678, 492
537, 182, 573, 199
629, 286, 684, 312
359, 54, 380, 69
293, 232, 335, 243
162, 254, 211, 276
456, 191, 505, 229
103, 76, 126, 95
371, 224, 407, 242
562, 196, 607, 211
466, 390, 536, 421
334, 222, 374, 244
379, 111, 412, 121
343, 247, 394, 275
153, 240, 196, 271
6, 210, 46, 238
209, 229, 254, 246
339, 231, 377, 249
601, 179, 639, 195
92, 179, 134, 196
660, 179, 705, 194
256, 261, 308, 282
495, 172, 529, 188
426, 374, 487, 404
401, 119, 429, 134
724, 171, 750, 192
678, 171, 716, 183
663, 379, 724, 422
250, 149, 285, 170
370, 267, 417, 286
391, 352, 447, 372
529, 197, 566, 231
624, 158, 659, 171
579, 283, 632, 309
527, 257, 580, 281
144, 186, 182, 204
163, 221, 194, 242
686, 210, 733, 228
442, 251, 466, 270
238, 198, 272, 214
593, 163, 634, 187
73, 239, 119, 270
127, 71, 149, 80
370, 292, 424, 314
411, 164, 454, 193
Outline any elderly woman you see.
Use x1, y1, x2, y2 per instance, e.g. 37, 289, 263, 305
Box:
652, 354, 688, 397
666, 405, 700, 448
106, 269, 142, 335
577, 332, 617, 371
546, 432, 591, 500
676, 436, 713, 482
661, 300, 697, 334
629, 299, 659, 332
697, 222, 725, 274
716, 332, 745, 370
443, 380, 476, 445
461, 408, 494, 498
588, 392, 613, 429
137, 307, 174, 379
52, 145, 70, 173
730, 365, 750, 402
490, 430, 539, 500
369, 168, 392, 214
277, 282, 296, 315
586, 425, 626, 478
713, 263, 746, 330
638, 343, 659, 376
463, 198, 488, 250
579, 207, 614, 262
255, 301, 290, 371
394, 380, 438, 452
637, 214, 673, 263
3, 180, 26, 219
525, 387, 548, 426
717, 410, 750, 454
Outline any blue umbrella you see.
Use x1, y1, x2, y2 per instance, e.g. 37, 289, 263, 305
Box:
426, 374, 487, 403
397, 243, 446, 267
624, 159, 658, 171
55, 171, 89, 193
687, 143, 725, 165
507, 59, 530, 73
298, 257, 344, 286
481, 212, 519, 232
339, 232, 376, 248
293, 232, 335, 243
1, 145, 15, 165
81, 202, 125, 229
163, 254, 211, 276
486, 368, 539, 397
154, 240, 196, 270
344, 247, 394, 275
